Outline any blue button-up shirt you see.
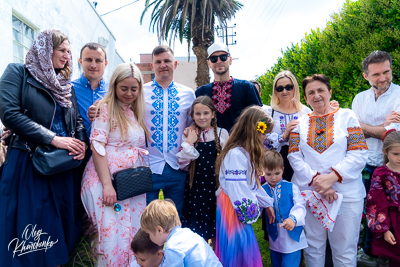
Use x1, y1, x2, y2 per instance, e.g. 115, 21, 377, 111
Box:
72, 74, 108, 139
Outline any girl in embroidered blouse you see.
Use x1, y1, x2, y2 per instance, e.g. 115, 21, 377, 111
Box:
365, 130, 400, 266
81, 63, 150, 267
214, 106, 275, 267
177, 96, 229, 245
287, 74, 368, 267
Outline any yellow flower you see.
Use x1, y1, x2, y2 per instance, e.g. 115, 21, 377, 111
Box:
257, 121, 267, 134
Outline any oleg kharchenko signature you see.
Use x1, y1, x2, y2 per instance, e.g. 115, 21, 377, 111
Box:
8, 224, 58, 257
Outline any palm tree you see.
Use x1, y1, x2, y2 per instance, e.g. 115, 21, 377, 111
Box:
141, 0, 242, 87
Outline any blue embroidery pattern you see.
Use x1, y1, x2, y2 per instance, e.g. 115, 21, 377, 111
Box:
225, 170, 247, 175
150, 83, 164, 153
167, 85, 180, 152
226, 178, 247, 181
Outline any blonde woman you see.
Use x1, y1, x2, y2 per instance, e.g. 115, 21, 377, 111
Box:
81, 63, 150, 267
265, 71, 311, 181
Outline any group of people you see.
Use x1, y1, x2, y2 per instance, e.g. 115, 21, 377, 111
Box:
0, 28, 399, 267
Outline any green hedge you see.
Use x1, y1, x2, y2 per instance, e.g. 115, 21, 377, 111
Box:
258, 0, 400, 108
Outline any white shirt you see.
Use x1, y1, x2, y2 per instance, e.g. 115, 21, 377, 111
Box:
219, 147, 273, 224
144, 80, 195, 174
265, 105, 311, 152
163, 227, 222, 267
176, 127, 229, 170
288, 108, 369, 202
352, 83, 400, 166
264, 182, 308, 253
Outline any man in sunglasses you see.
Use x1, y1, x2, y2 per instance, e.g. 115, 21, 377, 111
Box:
195, 43, 262, 132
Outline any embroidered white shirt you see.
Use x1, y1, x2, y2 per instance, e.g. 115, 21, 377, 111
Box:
265, 105, 311, 152
352, 83, 400, 166
218, 147, 273, 224
288, 108, 369, 202
264, 182, 308, 254
176, 127, 229, 170
144, 80, 195, 174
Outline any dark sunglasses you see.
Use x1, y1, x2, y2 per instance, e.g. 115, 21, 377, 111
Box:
208, 54, 230, 63
275, 84, 294, 92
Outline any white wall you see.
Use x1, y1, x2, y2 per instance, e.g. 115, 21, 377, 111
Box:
0, 0, 123, 81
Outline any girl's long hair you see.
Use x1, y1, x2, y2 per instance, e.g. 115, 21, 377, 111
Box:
188, 96, 221, 188
96, 63, 150, 140
270, 70, 303, 113
383, 130, 400, 164
215, 106, 274, 188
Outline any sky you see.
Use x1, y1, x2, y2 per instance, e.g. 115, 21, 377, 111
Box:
94, 0, 349, 81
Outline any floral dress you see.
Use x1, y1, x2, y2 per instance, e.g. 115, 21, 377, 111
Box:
81, 102, 147, 267
366, 165, 400, 263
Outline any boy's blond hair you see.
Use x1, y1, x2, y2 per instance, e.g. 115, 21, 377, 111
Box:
262, 150, 284, 171
140, 199, 181, 233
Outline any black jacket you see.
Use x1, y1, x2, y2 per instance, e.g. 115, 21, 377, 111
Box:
0, 63, 88, 151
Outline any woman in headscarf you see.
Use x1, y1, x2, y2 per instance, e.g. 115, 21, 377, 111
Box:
0, 29, 87, 266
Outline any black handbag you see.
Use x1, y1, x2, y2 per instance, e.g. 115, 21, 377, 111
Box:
112, 138, 153, 201
30, 109, 82, 176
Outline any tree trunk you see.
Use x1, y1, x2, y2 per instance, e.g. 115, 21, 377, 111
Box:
191, 3, 214, 88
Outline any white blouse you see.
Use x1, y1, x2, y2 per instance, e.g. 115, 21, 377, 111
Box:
265, 105, 311, 152
264, 182, 308, 254
287, 108, 369, 202
176, 127, 229, 170
218, 147, 273, 224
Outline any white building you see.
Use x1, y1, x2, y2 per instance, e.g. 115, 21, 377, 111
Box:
0, 0, 124, 80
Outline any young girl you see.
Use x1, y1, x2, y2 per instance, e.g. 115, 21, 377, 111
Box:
214, 106, 275, 267
177, 96, 229, 242
366, 129, 400, 267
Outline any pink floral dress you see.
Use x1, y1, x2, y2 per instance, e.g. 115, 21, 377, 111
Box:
81, 102, 147, 267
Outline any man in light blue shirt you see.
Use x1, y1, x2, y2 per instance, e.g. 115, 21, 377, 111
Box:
72, 42, 108, 140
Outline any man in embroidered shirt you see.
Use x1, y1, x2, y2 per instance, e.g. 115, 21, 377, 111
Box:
144, 45, 195, 217
72, 42, 108, 140
352, 50, 400, 265
195, 43, 262, 132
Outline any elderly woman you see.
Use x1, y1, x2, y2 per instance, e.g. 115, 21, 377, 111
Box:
0, 30, 87, 266
264, 71, 311, 181
288, 74, 368, 266
81, 63, 150, 266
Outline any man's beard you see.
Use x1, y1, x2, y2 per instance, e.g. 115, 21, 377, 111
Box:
214, 66, 229, 75
369, 77, 392, 91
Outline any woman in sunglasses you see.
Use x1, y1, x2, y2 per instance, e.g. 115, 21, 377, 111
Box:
264, 70, 311, 182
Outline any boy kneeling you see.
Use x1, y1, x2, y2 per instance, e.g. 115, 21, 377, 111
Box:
141, 199, 222, 267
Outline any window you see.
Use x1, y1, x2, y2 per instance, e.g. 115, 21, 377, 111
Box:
12, 15, 34, 64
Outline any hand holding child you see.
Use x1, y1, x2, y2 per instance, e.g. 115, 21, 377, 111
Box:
183, 123, 197, 137
266, 206, 275, 224
383, 230, 397, 245
280, 218, 295, 231
185, 129, 198, 145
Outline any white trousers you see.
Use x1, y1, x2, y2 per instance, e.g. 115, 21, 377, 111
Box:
303, 200, 363, 267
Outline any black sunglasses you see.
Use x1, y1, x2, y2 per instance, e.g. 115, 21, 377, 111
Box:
208, 54, 230, 63
275, 84, 294, 92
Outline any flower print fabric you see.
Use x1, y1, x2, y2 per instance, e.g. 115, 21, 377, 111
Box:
365, 165, 400, 263
218, 147, 273, 224
81, 102, 147, 267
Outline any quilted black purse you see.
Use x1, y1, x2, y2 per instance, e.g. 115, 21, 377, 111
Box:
30, 110, 82, 176
112, 137, 153, 201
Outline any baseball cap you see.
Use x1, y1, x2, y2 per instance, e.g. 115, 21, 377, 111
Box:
207, 43, 229, 58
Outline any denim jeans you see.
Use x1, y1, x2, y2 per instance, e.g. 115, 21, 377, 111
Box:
146, 163, 187, 217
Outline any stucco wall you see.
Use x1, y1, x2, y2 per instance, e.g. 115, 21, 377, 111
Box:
0, 0, 123, 80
